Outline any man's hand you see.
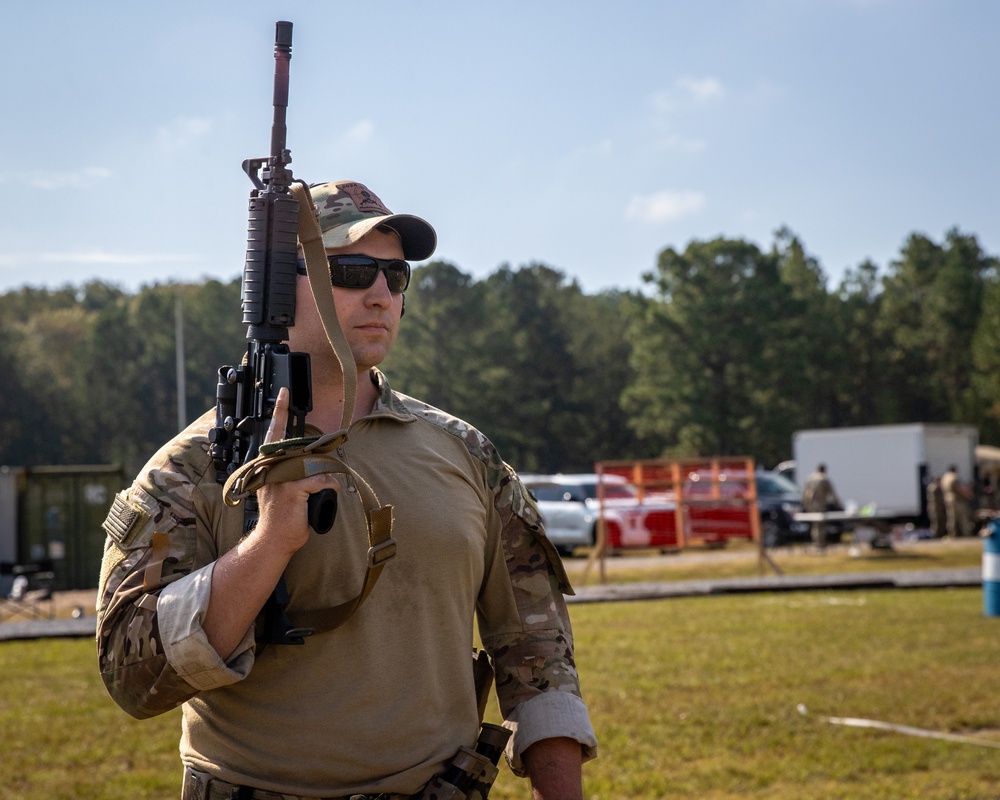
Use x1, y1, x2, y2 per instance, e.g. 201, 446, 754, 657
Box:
256, 387, 340, 554
204, 387, 340, 659
523, 737, 584, 800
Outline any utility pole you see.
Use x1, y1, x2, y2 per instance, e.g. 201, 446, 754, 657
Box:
175, 292, 187, 431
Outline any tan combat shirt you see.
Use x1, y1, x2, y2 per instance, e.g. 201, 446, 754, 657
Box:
97, 369, 597, 796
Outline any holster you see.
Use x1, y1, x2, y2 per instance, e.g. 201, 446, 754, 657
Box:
419, 723, 512, 800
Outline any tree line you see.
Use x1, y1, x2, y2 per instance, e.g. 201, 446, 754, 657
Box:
1, 225, 997, 480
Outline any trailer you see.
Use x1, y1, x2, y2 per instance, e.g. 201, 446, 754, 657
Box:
791, 423, 978, 524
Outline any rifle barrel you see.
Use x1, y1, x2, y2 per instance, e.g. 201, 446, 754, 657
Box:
270, 21, 293, 169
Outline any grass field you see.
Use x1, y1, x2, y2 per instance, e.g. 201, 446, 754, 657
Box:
3, 539, 997, 799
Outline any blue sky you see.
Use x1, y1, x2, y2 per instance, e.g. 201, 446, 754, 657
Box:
0, 0, 996, 295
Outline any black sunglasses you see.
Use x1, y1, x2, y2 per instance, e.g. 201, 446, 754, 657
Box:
297, 255, 410, 293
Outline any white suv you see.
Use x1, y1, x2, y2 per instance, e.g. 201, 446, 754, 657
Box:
521, 473, 677, 556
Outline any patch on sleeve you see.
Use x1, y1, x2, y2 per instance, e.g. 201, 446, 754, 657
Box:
103, 492, 150, 547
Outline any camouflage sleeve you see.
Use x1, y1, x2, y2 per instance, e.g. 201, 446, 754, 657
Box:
478, 466, 598, 775
96, 437, 251, 719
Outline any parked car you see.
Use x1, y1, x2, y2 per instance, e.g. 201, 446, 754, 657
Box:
755, 471, 813, 547
774, 460, 796, 483
521, 473, 684, 555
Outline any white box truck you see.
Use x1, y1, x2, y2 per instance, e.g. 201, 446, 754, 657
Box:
791, 423, 978, 522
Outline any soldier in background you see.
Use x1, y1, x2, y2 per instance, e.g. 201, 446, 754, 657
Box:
802, 463, 841, 549
940, 464, 973, 537
926, 475, 947, 538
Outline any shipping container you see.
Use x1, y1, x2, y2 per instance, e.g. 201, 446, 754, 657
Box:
1, 465, 126, 591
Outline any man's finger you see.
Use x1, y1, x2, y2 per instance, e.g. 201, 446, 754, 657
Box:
265, 386, 290, 444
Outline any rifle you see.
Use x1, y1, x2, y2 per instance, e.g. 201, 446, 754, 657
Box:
209, 20, 338, 642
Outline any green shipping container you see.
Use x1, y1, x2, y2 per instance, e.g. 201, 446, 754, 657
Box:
16, 466, 127, 591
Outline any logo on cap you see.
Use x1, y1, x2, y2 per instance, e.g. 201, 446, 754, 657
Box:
339, 182, 391, 216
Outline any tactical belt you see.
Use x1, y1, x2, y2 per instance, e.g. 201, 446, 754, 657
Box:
182, 767, 418, 800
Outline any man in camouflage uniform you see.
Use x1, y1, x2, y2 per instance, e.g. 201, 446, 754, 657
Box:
926, 475, 947, 538
802, 463, 841, 549
940, 464, 972, 538
97, 180, 597, 800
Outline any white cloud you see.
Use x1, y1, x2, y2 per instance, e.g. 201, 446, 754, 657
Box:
156, 116, 213, 152
25, 167, 111, 190
38, 252, 204, 265
343, 120, 375, 144
0, 251, 204, 275
676, 76, 725, 104
656, 135, 708, 154
322, 120, 376, 162
652, 76, 726, 113
626, 190, 706, 223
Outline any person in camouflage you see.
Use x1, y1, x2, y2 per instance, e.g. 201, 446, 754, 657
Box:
940, 464, 972, 538
97, 180, 596, 800
926, 475, 947, 538
802, 463, 841, 549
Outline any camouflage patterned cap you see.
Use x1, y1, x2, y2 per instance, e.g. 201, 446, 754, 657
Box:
308, 180, 437, 261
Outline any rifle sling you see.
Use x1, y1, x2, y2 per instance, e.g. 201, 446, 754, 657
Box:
223, 431, 396, 635
291, 181, 357, 432
286, 502, 396, 635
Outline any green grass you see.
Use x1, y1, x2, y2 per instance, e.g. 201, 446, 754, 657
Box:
1, 639, 182, 798
493, 586, 1000, 800
2, 542, 997, 799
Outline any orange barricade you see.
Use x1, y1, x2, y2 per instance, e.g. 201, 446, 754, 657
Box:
581, 456, 782, 585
